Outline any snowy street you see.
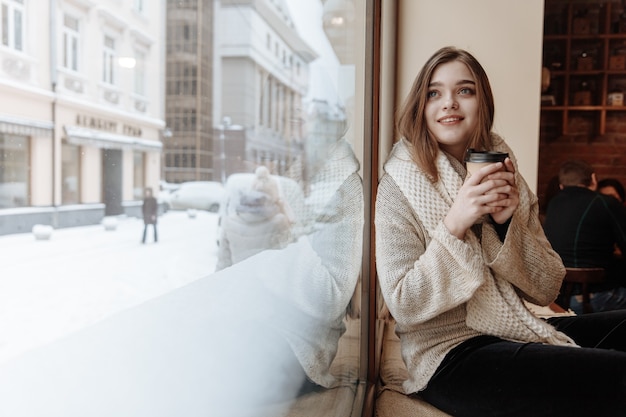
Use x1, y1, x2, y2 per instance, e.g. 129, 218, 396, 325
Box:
0, 210, 220, 365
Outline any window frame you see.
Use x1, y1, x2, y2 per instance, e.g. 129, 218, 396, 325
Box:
62, 13, 80, 72
1, 0, 25, 52
102, 34, 116, 85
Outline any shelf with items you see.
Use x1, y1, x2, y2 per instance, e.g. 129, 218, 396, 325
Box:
541, 1, 626, 136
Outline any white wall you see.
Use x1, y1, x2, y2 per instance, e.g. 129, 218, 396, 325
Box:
394, 0, 545, 192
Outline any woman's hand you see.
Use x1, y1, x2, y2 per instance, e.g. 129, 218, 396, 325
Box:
484, 158, 519, 225
443, 159, 518, 239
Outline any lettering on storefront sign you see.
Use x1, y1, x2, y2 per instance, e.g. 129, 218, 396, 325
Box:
76, 114, 142, 137
76, 114, 117, 132
122, 125, 142, 137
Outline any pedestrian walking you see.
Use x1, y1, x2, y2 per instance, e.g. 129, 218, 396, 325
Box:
141, 187, 158, 243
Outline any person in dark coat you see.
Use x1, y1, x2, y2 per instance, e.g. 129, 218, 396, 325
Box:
141, 187, 158, 244
543, 160, 626, 313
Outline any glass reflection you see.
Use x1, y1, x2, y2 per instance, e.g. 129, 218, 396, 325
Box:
0, 0, 365, 415
206, 100, 363, 410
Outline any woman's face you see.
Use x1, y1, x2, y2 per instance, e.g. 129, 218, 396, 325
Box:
599, 185, 622, 202
424, 60, 479, 161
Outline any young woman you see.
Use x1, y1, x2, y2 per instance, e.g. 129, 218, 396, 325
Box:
375, 46, 626, 416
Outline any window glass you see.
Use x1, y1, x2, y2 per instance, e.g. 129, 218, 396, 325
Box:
133, 0, 144, 14
0, 0, 370, 415
133, 151, 144, 200
63, 14, 79, 71
134, 49, 145, 96
1, 0, 23, 51
1, 5, 8, 47
61, 142, 79, 205
103, 35, 115, 84
12, 6, 21, 50
0, 134, 28, 208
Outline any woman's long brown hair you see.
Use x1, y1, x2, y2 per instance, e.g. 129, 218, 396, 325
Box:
396, 46, 495, 182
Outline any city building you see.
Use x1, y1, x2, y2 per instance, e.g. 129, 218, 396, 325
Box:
163, 0, 215, 183
0, 0, 166, 235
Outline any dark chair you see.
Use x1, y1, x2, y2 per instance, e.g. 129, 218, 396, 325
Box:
558, 267, 606, 314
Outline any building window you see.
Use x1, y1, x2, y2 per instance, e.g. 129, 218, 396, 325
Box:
1, 0, 24, 52
103, 35, 116, 84
63, 14, 79, 71
61, 142, 80, 205
166, 21, 197, 54
0, 133, 28, 208
134, 50, 146, 96
133, 151, 145, 200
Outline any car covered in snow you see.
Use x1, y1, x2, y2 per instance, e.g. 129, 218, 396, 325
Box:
160, 181, 226, 212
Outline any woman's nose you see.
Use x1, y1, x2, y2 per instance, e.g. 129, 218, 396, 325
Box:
443, 95, 458, 110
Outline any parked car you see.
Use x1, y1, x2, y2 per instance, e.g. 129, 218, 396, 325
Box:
160, 181, 226, 213
159, 180, 180, 193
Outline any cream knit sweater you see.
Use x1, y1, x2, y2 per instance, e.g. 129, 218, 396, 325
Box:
375, 136, 577, 394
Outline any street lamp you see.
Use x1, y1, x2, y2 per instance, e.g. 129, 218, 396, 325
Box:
160, 127, 172, 182
219, 116, 231, 184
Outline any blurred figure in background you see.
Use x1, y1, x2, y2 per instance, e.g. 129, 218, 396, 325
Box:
216, 166, 294, 270
598, 177, 626, 205
597, 177, 626, 257
141, 187, 158, 244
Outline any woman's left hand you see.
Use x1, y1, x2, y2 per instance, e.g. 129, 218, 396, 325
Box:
484, 158, 519, 224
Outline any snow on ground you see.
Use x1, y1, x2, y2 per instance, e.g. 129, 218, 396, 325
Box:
0, 210, 220, 365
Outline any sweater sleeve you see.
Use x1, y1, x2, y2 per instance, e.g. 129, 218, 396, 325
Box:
375, 174, 485, 327
482, 174, 565, 306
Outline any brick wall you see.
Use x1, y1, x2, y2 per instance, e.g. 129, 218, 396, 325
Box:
537, 112, 626, 213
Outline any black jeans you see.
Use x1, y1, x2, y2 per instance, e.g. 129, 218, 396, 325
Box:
419, 310, 626, 417
142, 223, 157, 243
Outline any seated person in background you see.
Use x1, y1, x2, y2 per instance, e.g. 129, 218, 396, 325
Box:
598, 177, 626, 205
598, 177, 626, 257
543, 160, 626, 313
216, 166, 294, 270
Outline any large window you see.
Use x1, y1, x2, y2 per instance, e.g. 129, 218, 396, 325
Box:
0, 133, 28, 208
0, 1, 375, 416
1, 0, 24, 52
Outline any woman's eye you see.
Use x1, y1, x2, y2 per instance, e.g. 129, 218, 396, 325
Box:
427, 90, 438, 99
459, 87, 474, 95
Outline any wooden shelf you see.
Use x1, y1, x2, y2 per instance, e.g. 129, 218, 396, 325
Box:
542, 1, 626, 136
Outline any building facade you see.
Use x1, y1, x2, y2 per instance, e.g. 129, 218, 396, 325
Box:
0, 0, 166, 234
216, 0, 318, 178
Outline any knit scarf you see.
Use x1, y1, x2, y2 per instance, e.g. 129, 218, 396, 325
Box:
385, 138, 575, 346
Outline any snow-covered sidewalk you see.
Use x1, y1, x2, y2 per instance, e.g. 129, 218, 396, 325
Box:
0, 210, 220, 365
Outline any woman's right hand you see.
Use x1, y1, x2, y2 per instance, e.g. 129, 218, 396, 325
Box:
443, 162, 510, 239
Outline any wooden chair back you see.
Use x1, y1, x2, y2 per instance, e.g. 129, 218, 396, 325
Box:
558, 267, 606, 314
